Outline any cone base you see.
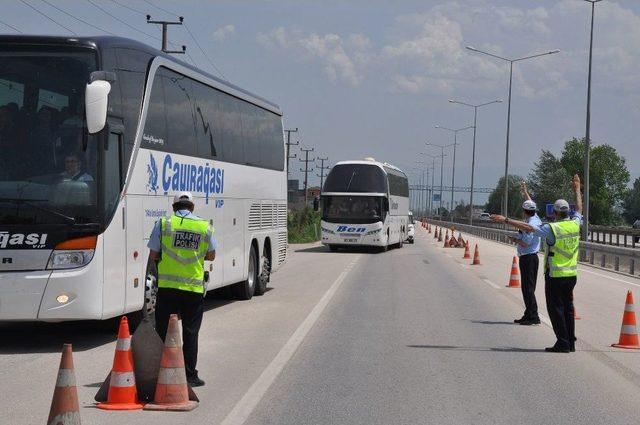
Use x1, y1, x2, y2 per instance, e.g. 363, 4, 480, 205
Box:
506, 283, 521, 288
611, 343, 640, 349
144, 400, 198, 411
96, 401, 145, 410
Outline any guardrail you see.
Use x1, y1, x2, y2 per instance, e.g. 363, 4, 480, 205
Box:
426, 218, 640, 278
426, 216, 640, 249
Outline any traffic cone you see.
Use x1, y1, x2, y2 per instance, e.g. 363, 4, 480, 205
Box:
97, 316, 144, 410
463, 243, 471, 259
574, 307, 581, 320
506, 256, 521, 288
437, 228, 442, 242
448, 235, 457, 248
145, 314, 199, 411
47, 344, 80, 425
612, 291, 640, 349
428, 224, 431, 234
444, 233, 450, 248
471, 244, 481, 265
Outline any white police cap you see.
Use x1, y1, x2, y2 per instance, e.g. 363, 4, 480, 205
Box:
173, 191, 194, 205
553, 199, 570, 212
522, 200, 537, 211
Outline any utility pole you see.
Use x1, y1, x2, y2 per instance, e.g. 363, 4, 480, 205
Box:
285, 128, 299, 177
316, 157, 330, 191
146, 15, 186, 54
299, 148, 315, 205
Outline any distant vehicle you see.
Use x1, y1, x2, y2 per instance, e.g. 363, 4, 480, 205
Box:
320, 158, 409, 252
479, 212, 491, 221
0, 35, 287, 322
407, 211, 415, 244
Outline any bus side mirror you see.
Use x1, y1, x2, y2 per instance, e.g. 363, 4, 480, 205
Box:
85, 80, 111, 134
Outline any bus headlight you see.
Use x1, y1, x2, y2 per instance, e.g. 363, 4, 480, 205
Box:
365, 228, 381, 236
47, 250, 95, 269
47, 236, 97, 270
321, 227, 335, 234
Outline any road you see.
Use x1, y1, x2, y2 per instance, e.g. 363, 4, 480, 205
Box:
2, 227, 640, 424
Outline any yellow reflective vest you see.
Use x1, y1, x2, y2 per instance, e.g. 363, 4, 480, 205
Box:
545, 219, 580, 278
158, 214, 212, 294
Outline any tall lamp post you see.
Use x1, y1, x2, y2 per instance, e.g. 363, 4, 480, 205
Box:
420, 153, 438, 217
466, 46, 559, 218
434, 125, 474, 222
448, 99, 502, 225
582, 0, 602, 240
414, 161, 427, 217
424, 141, 449, 218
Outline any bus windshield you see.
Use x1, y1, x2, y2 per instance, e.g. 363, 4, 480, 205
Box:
323, 164, 387, 193
0, 46, 99, 225
322, 195, 385, 224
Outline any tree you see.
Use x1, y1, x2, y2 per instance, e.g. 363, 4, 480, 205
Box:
560, 138, 629, 225
623, 178, 640, 224
528, 150, 573, 219
485, 175, 524, 218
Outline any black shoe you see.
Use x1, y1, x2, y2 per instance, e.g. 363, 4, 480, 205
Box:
187, 376, 205, 387
514, 316, 526, 323
519, 319, 541, 326
545, 345, 570, 353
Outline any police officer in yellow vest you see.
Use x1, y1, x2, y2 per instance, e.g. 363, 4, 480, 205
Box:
491, 174, 582, 353
148, 192, 216, 386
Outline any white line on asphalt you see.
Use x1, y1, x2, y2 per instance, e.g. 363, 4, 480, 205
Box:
220, 255, 361, 425
482, 278, 501, 289
460, 264, 469, 269
579, 267, 640, 288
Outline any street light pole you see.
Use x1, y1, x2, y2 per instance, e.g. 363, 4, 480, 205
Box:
466, 46, 559, 217
419, 152, 439, 217
434, 125, 474, 222
449, 99, 502, 225
583, 0, 602, 240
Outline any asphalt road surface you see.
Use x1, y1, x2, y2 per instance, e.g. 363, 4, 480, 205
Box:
2, 227, 640, 424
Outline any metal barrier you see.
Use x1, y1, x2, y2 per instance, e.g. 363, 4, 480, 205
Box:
428, 216, 640, 249
427, 219, 640, 278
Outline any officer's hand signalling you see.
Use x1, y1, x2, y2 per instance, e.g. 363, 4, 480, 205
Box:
572, 174, 581, 192
490, 214, 506, 223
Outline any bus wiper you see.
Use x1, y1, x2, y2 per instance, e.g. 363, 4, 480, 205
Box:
345, 171, 356, 192
0, 197, 76, 225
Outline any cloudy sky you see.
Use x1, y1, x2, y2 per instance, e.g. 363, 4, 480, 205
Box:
3, 0, 639, 204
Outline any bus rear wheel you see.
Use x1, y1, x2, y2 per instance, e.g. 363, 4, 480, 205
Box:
255, 256, 270, 296
233, 246, 257, 300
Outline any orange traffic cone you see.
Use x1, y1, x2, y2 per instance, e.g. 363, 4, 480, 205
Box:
145, 314, 199, 411
471, 244, 481, 265
437, 228, 442, 242
48, 344, 81, 425
506, 256, 521, 288
448, 235, 457, 248
612, 290, 640, 349
97, 316, 144, 410
444, 233, 450, 248
428, 224, 431, 234
463, 243, 471, 259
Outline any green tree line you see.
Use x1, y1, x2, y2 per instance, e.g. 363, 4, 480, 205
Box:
486, 138, 637, 225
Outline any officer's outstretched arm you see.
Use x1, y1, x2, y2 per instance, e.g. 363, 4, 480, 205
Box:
573, 174, 583, 215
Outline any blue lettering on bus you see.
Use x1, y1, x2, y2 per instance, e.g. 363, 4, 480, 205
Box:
152, 153, 224, 203
337, 226, 366, 233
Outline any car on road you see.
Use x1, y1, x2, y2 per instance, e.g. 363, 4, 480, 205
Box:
479, 212, 491, 221
407, 211, 415, 244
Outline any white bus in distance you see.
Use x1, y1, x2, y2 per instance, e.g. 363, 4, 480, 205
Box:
0, 35, 287, 322
320, 158, 409, 252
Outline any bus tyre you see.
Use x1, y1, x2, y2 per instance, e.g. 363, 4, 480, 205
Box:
233, 246, 257, 300
255, 256, 270, 296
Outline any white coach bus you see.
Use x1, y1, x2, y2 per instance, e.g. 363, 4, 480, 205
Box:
320, 158, 409, 252
0, 36, 287, 321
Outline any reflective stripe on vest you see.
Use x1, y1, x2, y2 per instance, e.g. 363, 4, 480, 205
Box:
158, 214, 212, 294
545, 219, 580, 278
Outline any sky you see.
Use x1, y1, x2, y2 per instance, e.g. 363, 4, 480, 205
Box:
2, 0, 639, 205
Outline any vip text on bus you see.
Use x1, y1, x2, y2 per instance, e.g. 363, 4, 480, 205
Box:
0, 36, 287, 321
320, 158, 409, 252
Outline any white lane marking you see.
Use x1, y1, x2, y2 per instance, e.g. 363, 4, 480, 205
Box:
220, 256, 361, 425
459, 263, 469, 269
482, 278, 501, 289
579, 267, 640, 288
